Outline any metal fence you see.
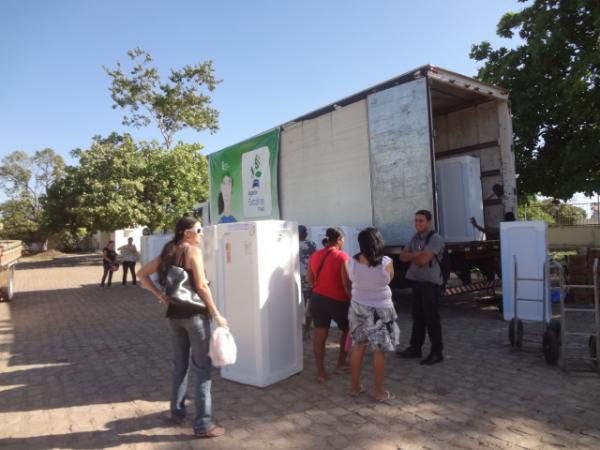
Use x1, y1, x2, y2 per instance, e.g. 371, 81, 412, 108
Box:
521, 202, 600, 226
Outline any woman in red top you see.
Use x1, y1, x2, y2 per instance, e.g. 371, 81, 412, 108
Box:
306, 227, 350, 383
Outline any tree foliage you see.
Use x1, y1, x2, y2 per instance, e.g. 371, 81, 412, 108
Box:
470, 0, 600, 199
44, 134, 209, 233
519, 196, 587, 225
104, 48, 220, 149
0, 149, 65, 242
0, 197, 40, 241
44, 134, 146, 232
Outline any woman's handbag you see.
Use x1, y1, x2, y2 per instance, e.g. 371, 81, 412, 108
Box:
164, 247, 207, 314
110, 263, 120, 272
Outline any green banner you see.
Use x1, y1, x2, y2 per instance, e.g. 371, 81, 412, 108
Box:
209, 129, 280, 224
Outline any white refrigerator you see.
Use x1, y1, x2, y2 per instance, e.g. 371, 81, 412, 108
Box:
139, 234, 173, 266
201, 225, 223, 312
435, 155, 485, 242
500, 221, 550, 322
217, 220, 303, 387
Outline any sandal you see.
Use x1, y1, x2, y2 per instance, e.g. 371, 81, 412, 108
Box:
194, 425, 225, 438
374, 391, 396, 403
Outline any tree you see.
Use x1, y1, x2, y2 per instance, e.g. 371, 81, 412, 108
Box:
470, 0, 600, 199
0, 197, 39, 241
541, 200, 587, 225
141, 141, 209, 230
518, 196, 587, 225
45, 134, 147, 232
0, 149, 65, 245
44, 134, 209, 233
104, 48, 220, 149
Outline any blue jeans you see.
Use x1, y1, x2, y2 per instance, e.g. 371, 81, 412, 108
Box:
169, 315, 213, 433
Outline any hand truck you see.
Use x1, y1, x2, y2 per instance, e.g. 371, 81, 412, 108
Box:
556, 258, 600, 372
508, 256, 561, 365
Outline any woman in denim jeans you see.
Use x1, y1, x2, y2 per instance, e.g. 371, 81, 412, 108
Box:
138, 217, 228, 438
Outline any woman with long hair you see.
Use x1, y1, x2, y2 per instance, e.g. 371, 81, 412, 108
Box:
137, 216, 228, 438
100, 240, 117, 288
344, 227, 399, 402
306, 227, 350, 383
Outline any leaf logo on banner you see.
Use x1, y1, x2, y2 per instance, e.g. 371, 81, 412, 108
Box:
250, 155, 262, 188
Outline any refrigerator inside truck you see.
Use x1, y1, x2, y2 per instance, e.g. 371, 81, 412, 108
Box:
435, 155, 485, 243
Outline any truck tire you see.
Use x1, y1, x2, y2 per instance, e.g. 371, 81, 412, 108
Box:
543, 329, 560, 365
508, 319, 523, 349
0, 266, 14, 302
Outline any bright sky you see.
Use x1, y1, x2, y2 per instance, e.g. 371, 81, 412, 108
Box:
0, 0, 526, 164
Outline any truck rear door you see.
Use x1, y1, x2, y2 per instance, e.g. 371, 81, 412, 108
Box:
367, 76, 436, 245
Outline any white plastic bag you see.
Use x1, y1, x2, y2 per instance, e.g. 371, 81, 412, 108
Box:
209, 326, 237, 367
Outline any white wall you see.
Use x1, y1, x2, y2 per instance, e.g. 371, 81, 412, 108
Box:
114, 227, 145, 253
95, 227, 145, 253
548, 225, 600, 250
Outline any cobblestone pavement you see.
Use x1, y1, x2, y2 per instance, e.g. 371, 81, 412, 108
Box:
1, 255, 599, 450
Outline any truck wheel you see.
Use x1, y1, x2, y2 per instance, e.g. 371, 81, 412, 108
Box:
508, 319, 523, 349
0, 267, 14, 302
543, 329, 560, 365
7, 267, 14, 301
589, 336, 598, 368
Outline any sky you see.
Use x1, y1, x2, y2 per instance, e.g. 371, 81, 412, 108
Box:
0, 0, 527, 163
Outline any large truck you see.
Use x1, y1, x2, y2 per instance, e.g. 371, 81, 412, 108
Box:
0, 240, 22, 301
208, 65, 517, 290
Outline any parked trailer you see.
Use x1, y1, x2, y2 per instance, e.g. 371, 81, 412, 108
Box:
0, 240, 22, 301
208, 65, 517, 290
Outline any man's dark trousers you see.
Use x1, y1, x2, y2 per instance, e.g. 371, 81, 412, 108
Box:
409, 281, 443, 355
122, 261, 137, 285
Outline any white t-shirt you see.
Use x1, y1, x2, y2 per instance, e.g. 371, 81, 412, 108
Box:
346, 255, 393, 308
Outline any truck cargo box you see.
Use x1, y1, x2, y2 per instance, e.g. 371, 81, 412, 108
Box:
209, 65, 516, 248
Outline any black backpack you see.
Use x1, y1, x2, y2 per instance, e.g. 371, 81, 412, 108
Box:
425, 230, 451, 289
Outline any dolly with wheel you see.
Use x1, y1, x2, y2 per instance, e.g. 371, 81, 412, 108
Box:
556, 258, 600, 373
508, 256, 561, 365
